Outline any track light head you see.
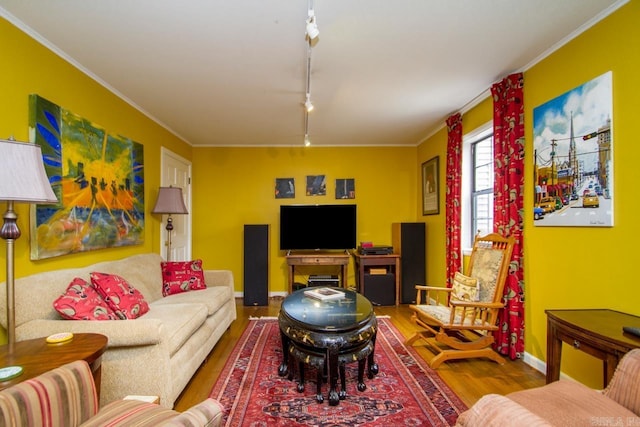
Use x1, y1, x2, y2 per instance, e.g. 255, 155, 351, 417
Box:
304, 94, 314, 112
306, 15, 319, 41
304, 134, 311, 146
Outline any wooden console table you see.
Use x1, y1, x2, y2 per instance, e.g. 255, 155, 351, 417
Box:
546, 309, 640, 387
285, 252, 350, 294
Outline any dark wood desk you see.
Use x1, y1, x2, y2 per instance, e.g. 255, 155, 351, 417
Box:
285, 252, 350, 294
546, 309, 640, 387
0, 333, 108, 398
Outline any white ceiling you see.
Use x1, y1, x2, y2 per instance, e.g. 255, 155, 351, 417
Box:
0, 0, 626, 147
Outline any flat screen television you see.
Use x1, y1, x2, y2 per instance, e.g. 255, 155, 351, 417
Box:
279, 204, 356, 251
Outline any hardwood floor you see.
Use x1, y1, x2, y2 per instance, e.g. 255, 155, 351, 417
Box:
173, 298, 545, 412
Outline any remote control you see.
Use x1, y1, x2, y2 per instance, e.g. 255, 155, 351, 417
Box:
622, 326, 640, 338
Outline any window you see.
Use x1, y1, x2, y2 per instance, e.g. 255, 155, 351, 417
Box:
461, 123, 494, 250
471, 134, 494, 239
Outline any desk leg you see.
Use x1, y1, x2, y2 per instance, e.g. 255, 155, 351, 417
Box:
288, 266, 294, 295
546, 320, 562, 384
278, 331, 290, 377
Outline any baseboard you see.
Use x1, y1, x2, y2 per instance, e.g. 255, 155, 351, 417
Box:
522, 351, 575, 382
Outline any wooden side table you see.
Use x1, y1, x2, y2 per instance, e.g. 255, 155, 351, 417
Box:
546, 309, 640, 387
352, 252, 401, 306
0, 333, 108, 398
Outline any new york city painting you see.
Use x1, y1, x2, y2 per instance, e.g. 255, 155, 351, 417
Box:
533, 71, 613, 227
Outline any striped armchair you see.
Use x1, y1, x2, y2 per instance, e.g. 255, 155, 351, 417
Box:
456, 348, 640, 426
0, 360, 223, 427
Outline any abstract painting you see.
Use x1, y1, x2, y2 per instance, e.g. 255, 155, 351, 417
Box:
29, 95, 145, 259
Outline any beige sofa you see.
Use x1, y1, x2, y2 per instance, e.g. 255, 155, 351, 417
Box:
0, 253, 237, 408
456, 348, 640, 426
0, 359, 223, 426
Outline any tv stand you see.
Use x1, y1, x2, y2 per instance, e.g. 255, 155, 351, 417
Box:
285, 252, 350, 294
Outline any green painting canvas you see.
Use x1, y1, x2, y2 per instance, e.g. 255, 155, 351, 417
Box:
29, 95, 145, 259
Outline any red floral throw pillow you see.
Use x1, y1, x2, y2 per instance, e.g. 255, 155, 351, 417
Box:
53, 277, 118, 320
161, 259, 207, 297
90, 272, 150, 319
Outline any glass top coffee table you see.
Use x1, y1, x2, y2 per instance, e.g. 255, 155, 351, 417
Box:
278, 287, 378, 405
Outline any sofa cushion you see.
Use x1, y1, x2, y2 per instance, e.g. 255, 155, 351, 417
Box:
161, 260, 207, 297
90, 272, 150, 320
144, 303, 209, 356
508, 379, 638, 426
53, 277, 119, 320
152, 286, 232, 317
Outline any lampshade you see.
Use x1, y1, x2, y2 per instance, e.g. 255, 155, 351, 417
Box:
0, 139, 57, 203
152, 186, 188, 215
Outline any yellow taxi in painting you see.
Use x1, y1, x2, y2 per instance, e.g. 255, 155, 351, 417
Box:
582, 191, 599, 208
536, 197, 556, 214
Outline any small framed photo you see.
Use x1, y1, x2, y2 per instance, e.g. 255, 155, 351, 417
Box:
422, 156, 439, 215
306, 175, 326, 196
335, 178, 355, 199
275, 178, 295, 199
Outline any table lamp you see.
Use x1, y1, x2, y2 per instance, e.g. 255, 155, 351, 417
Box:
152, 186, 188, 261
0, 139, 58, 348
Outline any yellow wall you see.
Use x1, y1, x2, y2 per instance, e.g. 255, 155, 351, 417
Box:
0, 17, 192, 342
418, 1, 640, 387
191, 146, 417, 291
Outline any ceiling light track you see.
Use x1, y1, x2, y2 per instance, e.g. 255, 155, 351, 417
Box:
303, 0, 318, 146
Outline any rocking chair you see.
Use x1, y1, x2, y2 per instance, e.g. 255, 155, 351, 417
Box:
406, 233, 515, 368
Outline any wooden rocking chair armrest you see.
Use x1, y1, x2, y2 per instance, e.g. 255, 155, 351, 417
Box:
414, 285, 451, 292
449, 300, 504, 309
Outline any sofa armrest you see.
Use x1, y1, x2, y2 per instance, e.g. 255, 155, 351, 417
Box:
162, 398, 224, 427
17, 318, 164, 347
456, 394, 553, 427
204, 270, 234, 293
603, 348, 640, 415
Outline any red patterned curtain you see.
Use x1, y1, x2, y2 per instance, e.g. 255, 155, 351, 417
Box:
445, 113, 463, 288
491, 73, 525, 359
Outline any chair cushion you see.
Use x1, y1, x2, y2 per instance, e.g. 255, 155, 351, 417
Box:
53, 277, 119, 320
414, 304, 483, 327
90, 272, 150, 319
161, 260, 207, 297
469, 248, 504, 302
451, 272, 479, 302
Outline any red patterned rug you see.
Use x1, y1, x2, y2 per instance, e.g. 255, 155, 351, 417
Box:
209, 317, 467, 426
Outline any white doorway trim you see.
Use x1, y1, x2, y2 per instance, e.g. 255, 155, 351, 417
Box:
159, 147, 192, 261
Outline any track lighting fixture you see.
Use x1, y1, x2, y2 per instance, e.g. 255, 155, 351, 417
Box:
304, 94, 314, 113
304, 134, 311, 147
306, 13, 319, 41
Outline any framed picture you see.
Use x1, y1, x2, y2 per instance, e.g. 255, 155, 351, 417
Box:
335, 178, 355, 199
422, 156, 439, 215
306, 175, 326, 196
533, 71, 613, 227
275, 178, 295, 199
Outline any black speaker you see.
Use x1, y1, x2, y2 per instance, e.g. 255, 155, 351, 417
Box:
243, 224, 269, 306
362, 274, 396, 306
392, 222, 426, 304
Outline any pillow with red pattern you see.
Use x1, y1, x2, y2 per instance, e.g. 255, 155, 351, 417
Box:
161, 259, 207, 297
53, 277, 119, 320
90, 272, 150, 319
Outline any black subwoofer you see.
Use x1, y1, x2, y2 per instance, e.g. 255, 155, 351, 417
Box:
243, 224, 269, 306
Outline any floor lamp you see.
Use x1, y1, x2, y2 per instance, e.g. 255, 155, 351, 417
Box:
152, 186, 188, 261
0, 139, 57, 348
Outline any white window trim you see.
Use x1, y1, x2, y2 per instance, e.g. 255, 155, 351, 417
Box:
462, 120, 493, 254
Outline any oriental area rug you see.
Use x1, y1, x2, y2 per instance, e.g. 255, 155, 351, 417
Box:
209, 317, 467, 426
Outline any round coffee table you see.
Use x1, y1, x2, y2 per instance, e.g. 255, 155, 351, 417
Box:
278, 287, 378, 405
